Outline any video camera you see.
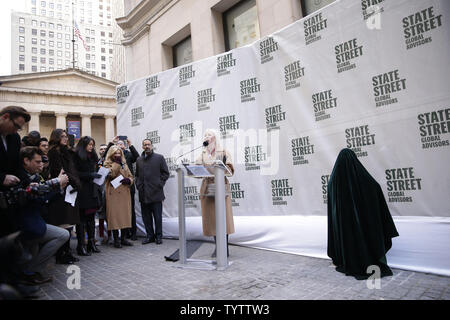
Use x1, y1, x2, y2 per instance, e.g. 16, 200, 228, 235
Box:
0, 184, 52, 210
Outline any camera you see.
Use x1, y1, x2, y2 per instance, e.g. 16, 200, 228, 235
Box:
0, 184, 52, 210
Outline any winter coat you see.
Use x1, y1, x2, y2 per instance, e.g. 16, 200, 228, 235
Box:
103, 161, 133, 230
135, 152, 169, 204
46, 145, 81, 226
73, 152, 102, 211
195, 148, 235, 236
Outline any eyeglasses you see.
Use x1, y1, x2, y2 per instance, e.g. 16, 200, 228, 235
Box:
10, 119, 23, 131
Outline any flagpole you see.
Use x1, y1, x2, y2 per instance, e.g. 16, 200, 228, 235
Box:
72, 1, 75, 69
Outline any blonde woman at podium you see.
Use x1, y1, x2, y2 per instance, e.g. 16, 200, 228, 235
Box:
195, 129, 235, 257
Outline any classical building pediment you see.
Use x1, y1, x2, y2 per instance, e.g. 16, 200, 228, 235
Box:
0, 68, 118, 98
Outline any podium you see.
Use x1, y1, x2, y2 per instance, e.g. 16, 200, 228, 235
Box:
175, 160, 232, 271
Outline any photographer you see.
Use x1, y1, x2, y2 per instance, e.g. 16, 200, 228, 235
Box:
0, 106, 31, 238
14, 147, 70, 286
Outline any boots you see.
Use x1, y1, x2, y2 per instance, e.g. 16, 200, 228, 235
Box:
113, 230, 121, 248
76, 223, 90, 256
56, 236, 79, 264
121, 229, 133, 246
86, 217, 100, 253
211, 235, 229, 258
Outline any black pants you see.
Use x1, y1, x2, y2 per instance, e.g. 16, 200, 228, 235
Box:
141, 202, 162, 241
129, 186, 137, 236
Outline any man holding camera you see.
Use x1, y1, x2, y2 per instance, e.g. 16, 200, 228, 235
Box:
14, 146, 70, 286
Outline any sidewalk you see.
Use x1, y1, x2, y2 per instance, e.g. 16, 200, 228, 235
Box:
37, 237, 450, 300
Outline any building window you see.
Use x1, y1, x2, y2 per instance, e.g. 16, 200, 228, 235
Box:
65, 51, 70, 58
101, 64, 106, 70
41, 66, 46, 72
86, 62, 90, 68
32, 8, 36, 14
49, 40, 54, 47
19, 36, 25, 43
108, 32, 112, 38
19, 55, 25, 62
32, 65, 37, 72
32, 47, 37, 54
109, 49, 112, 54
40, 39, 46, 45
19, 64, 25, 71
49, 58, 54, 65
101, 56, 105, 61
57, 42, 62, 48
91, 54, 95, 60
57, 59, 62, 65
91, 62, 95, 68
41, 9, 46, 15
300, 0, 336, 16
19, 27, 25, 33
223, 0, 260, 51
40, 21, 46, 27
49, 49, 54, 55
49, 31, 54, 38
101, 47, 105, 53
49, 2, 54, 9
173, 36, 192, 67
101, 31, 105, 37
32, 56, 37, 63
65, 43, 70, 49
40, 57, 46, 63
101, 72, 106, 78
41, 1, 46, 7
49, 23, 54, 29
57, 24, 62, 30
65, 34, 70, 40
40, 48, 46, 54
32, 38, 38, 44
32, 29, 38, 35
41, 30, 46, 37
32, 20, 37, 26
19, 17, 25, 24
49, 11, 54, 17
57, 33, 62, 39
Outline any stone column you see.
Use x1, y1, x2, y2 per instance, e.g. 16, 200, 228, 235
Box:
81, 113, 93, 137
105, 114, 115, 143
28, 111, 41, 133
55, 112, 67, 130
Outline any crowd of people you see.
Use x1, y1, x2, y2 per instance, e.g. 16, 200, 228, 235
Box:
0, 106, 171, 299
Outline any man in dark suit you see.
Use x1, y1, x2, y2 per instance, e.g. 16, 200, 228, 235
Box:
135, 139, 169, 245
0, 106, 31, 237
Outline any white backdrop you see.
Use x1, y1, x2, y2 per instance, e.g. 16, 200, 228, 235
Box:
116, 0, 450, 276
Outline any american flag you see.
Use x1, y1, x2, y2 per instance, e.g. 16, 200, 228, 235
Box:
74, 21, 89, 51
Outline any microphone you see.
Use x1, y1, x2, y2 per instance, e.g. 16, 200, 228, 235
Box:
176, 140, 209, 161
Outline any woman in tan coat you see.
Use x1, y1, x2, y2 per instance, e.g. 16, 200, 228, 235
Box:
196, 129, 235, 257
103, 145, 134, 248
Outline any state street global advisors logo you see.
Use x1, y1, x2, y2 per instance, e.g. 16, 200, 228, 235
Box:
197, 88, 216, 112
345, 124, 376, 157
219, 114, 240, 139
179, 122, 196, 144
240, 77, 261, 103
265, 104, 286, 132
146, 130, 161, 150
361, 0, 385, 21
386, 168, 422, 203
335, 38, 363, 73
146, 75, 160, 96
372, 69, 406, 107
184, 186, 199, 209
162, 98, 177, 120
312, 89, 337, 121
260, 37, 279, 64
304, 12, 328, 45
131, 107, 144, 127
418, 108, 450, 149
116, 85, 129, 104
403, 6, 443, 50
321, 175, 330, 204
291, 136, 314, 165
230, 183, 245, 207
217, 52, 236, 77
165, 157, 178, 179
271, 179, 293, 206
179, 65, 196, 87
244, 145, 267, 171
284, 60, 305, 91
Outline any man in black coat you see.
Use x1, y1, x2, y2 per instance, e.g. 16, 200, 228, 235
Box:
135, 139, 169, 245
0, 106, 31, 237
